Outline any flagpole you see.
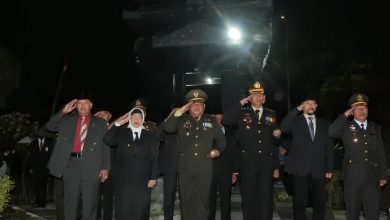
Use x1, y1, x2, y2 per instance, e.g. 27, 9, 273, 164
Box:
50, 58, 68, 116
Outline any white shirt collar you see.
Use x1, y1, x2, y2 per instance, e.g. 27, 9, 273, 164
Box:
303, 114, 316, 121
354, 119, 367, 129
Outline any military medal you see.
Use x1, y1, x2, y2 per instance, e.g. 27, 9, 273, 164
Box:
246, 125, 251, 129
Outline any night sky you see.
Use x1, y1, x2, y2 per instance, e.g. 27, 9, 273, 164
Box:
1, 0, 389, 127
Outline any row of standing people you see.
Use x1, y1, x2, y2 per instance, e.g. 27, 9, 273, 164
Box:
40, 80, 387, 220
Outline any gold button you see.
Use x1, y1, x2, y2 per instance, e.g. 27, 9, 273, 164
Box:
128, 144, 130, 147
365, 142, 368, 145
258, 130, 261, 134
364, 150, 368, 153
364, 158, 368, 162
196, 127, 199, 130
363, 135, 366, 137
195, 144, 198, 147
258, 140, 262, 143
258, 122, 261, 125
194, 153, 198, 156
258, 150, 262, 154
348, 160, 352, 163
242, 150, 245, 153
195, 135, 198, 138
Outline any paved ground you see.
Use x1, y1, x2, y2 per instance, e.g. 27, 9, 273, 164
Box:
13, 178, 390, 220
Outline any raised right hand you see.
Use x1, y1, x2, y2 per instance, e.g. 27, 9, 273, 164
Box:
240, 96, 251, 106
344, 106, 355, 117
61, 99, 77, 114
114, 113, 130, 126
177, 102, 192, 115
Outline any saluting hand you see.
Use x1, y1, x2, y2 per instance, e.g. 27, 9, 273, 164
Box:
61, 99, 77, 114
344, 106, 355, 117
177, 102, 192, 115
325, 172, 333, 179
380, 179, 387, 187
240, 96, 251, 106
114, 113, 130, 126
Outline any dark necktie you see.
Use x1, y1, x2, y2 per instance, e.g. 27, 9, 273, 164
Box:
308, 117, 315, 141
255, 109, 260, 120
361, 123, 365, 131
134, 132, 140, 142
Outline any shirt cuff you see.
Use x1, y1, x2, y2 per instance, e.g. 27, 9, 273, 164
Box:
114, 122, 121, 127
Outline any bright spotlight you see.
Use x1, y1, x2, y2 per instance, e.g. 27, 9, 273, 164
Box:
227, 27, 241, 44
205, 77, 213, 84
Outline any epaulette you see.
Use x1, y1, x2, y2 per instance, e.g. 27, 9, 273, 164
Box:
144, 121, 158, 131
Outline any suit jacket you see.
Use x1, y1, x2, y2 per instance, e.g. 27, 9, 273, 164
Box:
329, 114, 388, 181
223, 104, 279, 175
28, 138, 54, 174
157, 123, 179, 174
280, 108, 334, 179
46, 112, 110, 179
103, 126, 158, 187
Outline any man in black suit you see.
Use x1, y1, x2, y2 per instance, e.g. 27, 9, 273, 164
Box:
28, 131, 54, 208
94, 110, 115, 220
223, 81, 281, 220
209, 114, 236, 220
329, 93, 388, 220
280, 95, 334, 220
158, 112, 180, 220
46, 95, 110, 220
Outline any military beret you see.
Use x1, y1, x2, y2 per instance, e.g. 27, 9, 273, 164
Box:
348, 93, 369, 107
248, 80, 265, 94
185, 89, 208, 102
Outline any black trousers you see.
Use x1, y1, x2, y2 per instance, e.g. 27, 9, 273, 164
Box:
162, 172, 178, 220
97, 175, 114, 220
209, 162, 232, 220
53, 176, 65, 220
63, 158, 100, 220
114, 185, 151, 220
240, 169, 274, 220
292, 174, 326, 220
33, 170, 48, 207
344, 166, 381, 220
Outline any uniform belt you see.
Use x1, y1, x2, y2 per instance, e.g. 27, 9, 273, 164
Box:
70, 152, 82, 158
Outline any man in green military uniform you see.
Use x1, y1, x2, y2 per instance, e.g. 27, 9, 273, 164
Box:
163, 89, 226, 220
329, 93, 388, 220
223, 80, 280, 220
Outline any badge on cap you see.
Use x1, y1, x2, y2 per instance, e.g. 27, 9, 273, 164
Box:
193, 90, 199, 98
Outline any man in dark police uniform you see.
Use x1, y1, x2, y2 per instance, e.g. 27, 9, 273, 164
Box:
329, 93, 388, 220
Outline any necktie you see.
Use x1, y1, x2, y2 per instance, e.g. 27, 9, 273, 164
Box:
80, 117, 88, 151
134, 132, 140, 142
308, 117, 315, 141
361, 123, 365, 131
255, 110, 260, 120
